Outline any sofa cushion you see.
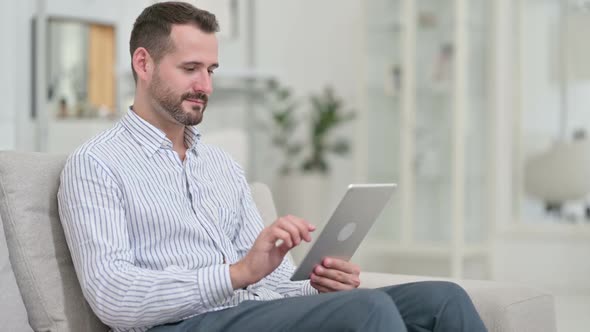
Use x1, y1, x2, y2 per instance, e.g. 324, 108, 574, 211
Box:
360, 272, 557, 332
0, 213, 33, 332
249, 183, 278, 226
0, 151, 108, 332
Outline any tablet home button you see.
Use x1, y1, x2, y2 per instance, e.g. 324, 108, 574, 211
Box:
337, 222, 357, 241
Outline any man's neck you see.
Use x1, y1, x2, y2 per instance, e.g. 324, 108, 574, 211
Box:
132, 96, 187, 159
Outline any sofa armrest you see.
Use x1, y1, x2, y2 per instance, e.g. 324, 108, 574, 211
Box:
360, 272, 556, 332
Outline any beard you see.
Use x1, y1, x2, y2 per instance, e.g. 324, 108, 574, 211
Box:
148, 71, 209, 126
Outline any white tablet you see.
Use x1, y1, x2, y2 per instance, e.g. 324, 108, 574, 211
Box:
290, 183, 396, 281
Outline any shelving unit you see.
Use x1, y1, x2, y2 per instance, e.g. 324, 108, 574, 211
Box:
356, 0, 493, 279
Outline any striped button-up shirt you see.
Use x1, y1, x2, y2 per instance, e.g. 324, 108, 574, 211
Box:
58, 109, 316, 332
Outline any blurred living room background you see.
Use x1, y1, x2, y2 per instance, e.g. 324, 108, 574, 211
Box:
1, 0, 590, 330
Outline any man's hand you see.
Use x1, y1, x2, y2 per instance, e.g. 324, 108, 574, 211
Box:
310, 257, 361, 293
230, 215, 315, 290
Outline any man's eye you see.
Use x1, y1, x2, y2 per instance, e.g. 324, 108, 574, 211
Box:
208, 69, 215, 75
184, 67, 196, 72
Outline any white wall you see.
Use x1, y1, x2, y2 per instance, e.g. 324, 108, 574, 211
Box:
491, 0, 515, 231
253, 0, 363, 215
255, 0, 362, 99
0, 1, 19, 150
520, 0, 590, 142
13, 0, 39, 151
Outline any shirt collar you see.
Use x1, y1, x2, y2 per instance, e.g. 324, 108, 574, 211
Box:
184, 124, 201, 151
120, 108, 201, 157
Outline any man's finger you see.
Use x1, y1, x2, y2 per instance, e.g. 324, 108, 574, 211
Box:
314, 265, 352, 285
310, 278, 332, 293
310, 273, 351, 291
276, 217, 302, 245
288, 214, 316, 231
285, 215, 314, 242
317, 266, 361, 288
323, 258, 359, 275
270, 228, 293, 248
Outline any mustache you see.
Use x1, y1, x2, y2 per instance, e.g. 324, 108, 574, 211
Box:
182, 92, 208, 103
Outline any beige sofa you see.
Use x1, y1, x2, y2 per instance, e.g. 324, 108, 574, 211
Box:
0, 151, 557, 332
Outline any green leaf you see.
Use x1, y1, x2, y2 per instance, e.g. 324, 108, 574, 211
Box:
330, 140, 350, 155
286, 144, 303, 155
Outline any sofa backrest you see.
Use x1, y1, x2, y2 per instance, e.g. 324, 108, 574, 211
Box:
0, 212, 33, 331
0, 151, 108, 331
0, 151, 281, 332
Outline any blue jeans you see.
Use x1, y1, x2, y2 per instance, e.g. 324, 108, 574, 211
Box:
149, 281, 488, 332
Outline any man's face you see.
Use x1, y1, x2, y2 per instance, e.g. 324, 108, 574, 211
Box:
148, 24, 218, 126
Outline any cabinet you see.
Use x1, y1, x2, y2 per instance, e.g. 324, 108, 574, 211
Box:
356, 0, 493, 279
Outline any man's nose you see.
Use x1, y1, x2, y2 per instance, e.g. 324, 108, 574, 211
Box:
192, 70, 213, 95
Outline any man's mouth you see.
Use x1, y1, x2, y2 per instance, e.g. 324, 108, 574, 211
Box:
182, 92, 208, 112
185, 98, 205, 105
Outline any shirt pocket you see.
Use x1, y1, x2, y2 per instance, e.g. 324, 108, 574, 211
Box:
218, 207, 239, 240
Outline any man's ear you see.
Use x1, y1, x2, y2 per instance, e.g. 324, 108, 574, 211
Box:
132, 47, 153, 82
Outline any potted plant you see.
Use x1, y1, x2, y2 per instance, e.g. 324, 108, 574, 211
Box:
301, 86, 355, 173
259, 82, 355, 175
257, 79, 303, 176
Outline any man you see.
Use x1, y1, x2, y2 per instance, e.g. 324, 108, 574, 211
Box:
58, 2, 487, 332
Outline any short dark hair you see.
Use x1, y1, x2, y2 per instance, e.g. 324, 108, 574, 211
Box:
129, 1, 219, 82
